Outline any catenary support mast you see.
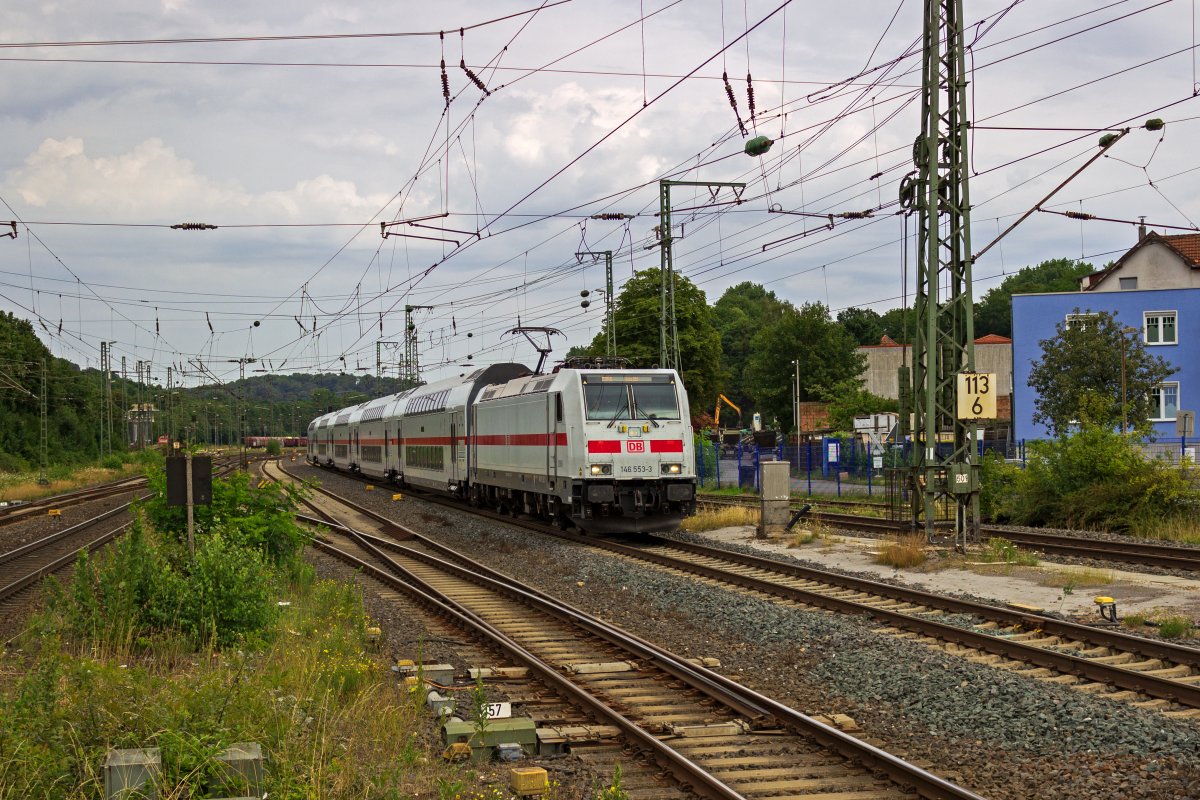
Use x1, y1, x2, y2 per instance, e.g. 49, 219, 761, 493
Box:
902, 0, 980, 548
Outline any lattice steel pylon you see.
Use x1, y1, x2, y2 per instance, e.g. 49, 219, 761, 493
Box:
900, 0, 980, 549
402, 305, 433, 388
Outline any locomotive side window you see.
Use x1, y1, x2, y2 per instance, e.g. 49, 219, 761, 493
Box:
555, 393, 563, 422
631, 384, 680, 420
584, 383, 630, 420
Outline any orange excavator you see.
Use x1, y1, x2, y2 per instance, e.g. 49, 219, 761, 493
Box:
714, 394, 742, 429
714, 394, 744, 452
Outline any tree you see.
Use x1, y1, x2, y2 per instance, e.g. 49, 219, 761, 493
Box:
587, 268, 721, 414
837, 307, 885, 346
878, 307, 915, 344
1028, 309, 1177, 437
711, 282, 788, 416
744, 302, 866, 431
975, 258, 1096, 338
818, 379, 898, 433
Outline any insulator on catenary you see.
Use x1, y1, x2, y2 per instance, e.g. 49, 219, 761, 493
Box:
170, 222, 217, 230
1065, 210, 1095, 221
590, 213, 631, 220
723, 71, 747, 136
460, 60, 491, 96
746, 73, 756, 122
440, 59, 451, 106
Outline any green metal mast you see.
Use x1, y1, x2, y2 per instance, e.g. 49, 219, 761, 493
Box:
402, 305, 433, 388
903, 0, 979, 547
656, 180, 745, 370
576, 250, 615, 357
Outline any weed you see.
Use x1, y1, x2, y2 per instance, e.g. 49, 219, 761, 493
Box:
1121, 613, 1147, 630
680, 506, 758, 532
875, 534, 927, 568
1157, 616, 1195, 639
593, 763, 630, 800
980, 537, 1040, 567
468, 672, 492, 748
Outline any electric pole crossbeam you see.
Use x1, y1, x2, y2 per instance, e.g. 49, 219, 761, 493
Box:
657, 181, 745, 371
903, 0, 980, 547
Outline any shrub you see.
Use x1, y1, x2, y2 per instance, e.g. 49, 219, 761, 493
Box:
183, 532, 278, 646
266, 438, 283, 456
143, 467, 307, 566
1157, 616, 1195, 639
989, 428, 1200, 532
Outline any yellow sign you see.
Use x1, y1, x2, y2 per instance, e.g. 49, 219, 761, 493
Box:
957, 372, 997, 419
48, 508, 62, 517
392, 493, 403, 501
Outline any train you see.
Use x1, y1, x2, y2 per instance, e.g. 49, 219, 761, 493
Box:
306, 361, 697, 533
244, 436, 308, 448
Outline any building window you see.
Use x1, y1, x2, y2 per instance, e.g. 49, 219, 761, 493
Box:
1065, 313, 1096, 330
1144, 311, 1177, 344
1119, 277, 1138, 290
1152, 383, 1179, 421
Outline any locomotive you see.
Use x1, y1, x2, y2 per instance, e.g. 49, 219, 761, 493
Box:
307, 362, 697, 533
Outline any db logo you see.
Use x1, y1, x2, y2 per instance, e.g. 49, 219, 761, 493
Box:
626, 440, 645, 453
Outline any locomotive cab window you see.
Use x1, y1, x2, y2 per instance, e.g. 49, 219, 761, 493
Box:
584, 383, 631, 420
582, 374, 680, 421
631, 383, 680, 420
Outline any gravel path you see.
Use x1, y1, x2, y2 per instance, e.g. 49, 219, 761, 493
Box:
292, 463, 1200, 800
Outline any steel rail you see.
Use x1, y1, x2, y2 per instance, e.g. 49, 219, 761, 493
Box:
304, 523, 752, 799
0, 523, 130, 602
567, 533, 1200, 708
280, 462, 985, 800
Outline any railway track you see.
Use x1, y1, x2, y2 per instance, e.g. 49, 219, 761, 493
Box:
0, 475, 147, 527
269, 460, 982, 800
0, 457, 242, 615
296, 462, 1200, 719
698, 494, 1200, 572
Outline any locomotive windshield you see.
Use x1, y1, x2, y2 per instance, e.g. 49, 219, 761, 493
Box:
582, 375, 680, 421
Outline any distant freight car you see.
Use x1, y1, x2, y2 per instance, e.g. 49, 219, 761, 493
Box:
244, 436, 308, 448
308, 363, 696, 533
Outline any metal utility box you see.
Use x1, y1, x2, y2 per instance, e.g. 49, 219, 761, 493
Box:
395, 662, 454, 688
214, 742, 264, 798
443, 717, 537, 763
104, 748, 161, 800
947, 463, 978, 494
510, 766, 549, 796
758, 461, 791, 537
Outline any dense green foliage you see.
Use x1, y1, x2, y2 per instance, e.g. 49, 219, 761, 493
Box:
711, 282, 789, 419
586, 268, 722, 409
744, 302, 866, 431
1028, 309, 1177, 436
974, 258, 1096, 338
818, 379, 899, 433
0, 311, 107, 470
46, 466, 308, 651
981, 428, 1200, 532
837, 307, 886, 346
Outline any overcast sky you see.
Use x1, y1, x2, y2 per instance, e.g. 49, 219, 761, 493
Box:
2, 0, 1197, 394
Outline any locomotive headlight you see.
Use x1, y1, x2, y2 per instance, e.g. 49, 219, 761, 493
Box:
590, 464, 613, 476
661, 463, 682, 475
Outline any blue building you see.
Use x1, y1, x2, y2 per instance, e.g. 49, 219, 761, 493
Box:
1011, 231, 1199, 442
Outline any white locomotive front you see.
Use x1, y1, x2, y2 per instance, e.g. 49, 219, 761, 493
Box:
472, 367, 695, 532
307, 362, 697, 534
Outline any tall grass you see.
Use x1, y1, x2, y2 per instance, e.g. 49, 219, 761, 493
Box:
875, 534, 928, 568
0, 574, 472, 799
680, 506, 759, 532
